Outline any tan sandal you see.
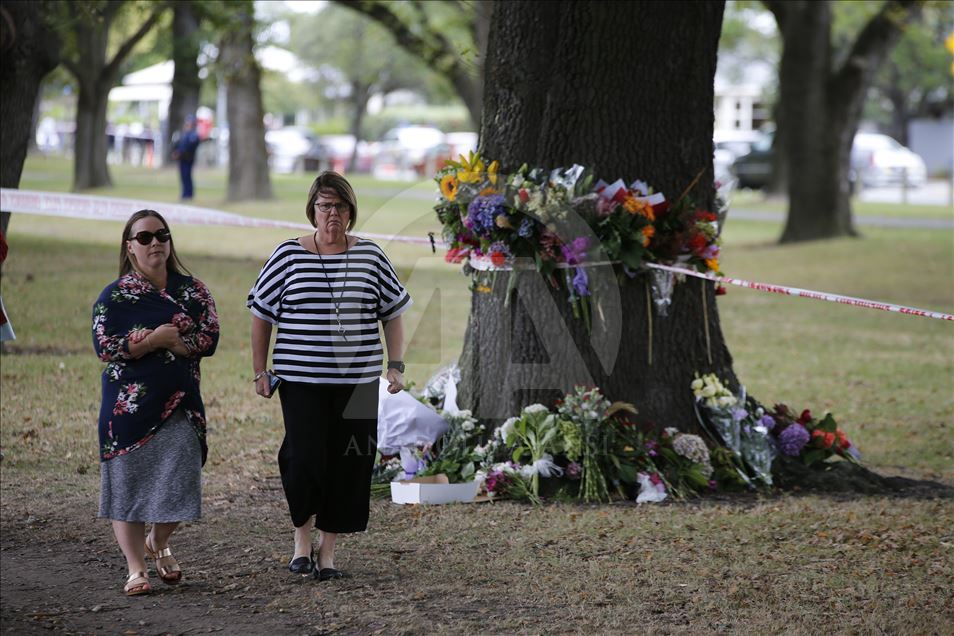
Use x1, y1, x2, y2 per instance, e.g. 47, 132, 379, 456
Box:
124, 571, 151, 596
145, 537, 183, 585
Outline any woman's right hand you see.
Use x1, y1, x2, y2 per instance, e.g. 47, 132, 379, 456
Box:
254, 373, 273, 399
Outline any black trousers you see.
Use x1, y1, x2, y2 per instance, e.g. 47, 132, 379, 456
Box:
277, 380, 378, 532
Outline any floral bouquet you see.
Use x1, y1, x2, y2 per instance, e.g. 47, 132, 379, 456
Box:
691, 372, 743, 450
418, 410, 485, 483
769, 405, 860, 466
738, 406, 778, 486
434, 153, 724, 325
499, 403, 565, 496
476, 461, 540, 505
556, 386, 637, 503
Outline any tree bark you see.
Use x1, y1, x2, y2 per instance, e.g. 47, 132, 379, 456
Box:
73, 77, 114, 189
458, 1, 732, 431
0, 0, 60, 236
220, 1, 272, 201
165, 2, 201, 165
770, 0, 920, 244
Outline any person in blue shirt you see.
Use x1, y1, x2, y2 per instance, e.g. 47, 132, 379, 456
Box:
171, 116, 201, 200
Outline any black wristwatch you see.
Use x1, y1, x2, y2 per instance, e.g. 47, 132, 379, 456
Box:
387, 360, 405, 374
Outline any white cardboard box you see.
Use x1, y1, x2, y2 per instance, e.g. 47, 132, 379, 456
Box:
390, 474, 480, 505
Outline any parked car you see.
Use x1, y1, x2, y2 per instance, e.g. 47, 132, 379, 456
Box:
730, 132, 776, 189
713, 129, 763, 185
732, 131, 926, 191
265, 126, 316, 174
372, 125, 450, 180
852, 132, 927, 188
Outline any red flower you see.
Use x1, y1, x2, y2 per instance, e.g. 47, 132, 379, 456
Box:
688, 234, 707, 255
490, 251, 506, 267
798, 409, 812, 424
518, 188, 530, 204
445, 247, 468, 263
822, 432, 836, 449
715, 285, 727, 296
695, 210, 717, 223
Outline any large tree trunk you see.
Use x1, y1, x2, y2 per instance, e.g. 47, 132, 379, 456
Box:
458, 1, 732, 430
165, 3, 201, 166
347, 82, 370, 173
61, 1, 164, 191
769, 0, 920, 244
74, 79, 114, 190
220, 1, 272, 201
0, 1, 60, 236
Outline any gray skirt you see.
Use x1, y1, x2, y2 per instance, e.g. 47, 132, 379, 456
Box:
99, 408, 202, 523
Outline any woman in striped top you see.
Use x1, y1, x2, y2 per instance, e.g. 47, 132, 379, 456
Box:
247, 172, 411, 582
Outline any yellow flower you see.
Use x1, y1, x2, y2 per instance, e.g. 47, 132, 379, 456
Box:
440, 174, 459, 201
495, 215, 513, 229
488, 160, 499, 186
705, 258, 720, 272
457, 151, 485, 184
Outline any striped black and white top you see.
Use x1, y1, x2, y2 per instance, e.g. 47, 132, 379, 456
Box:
247, 237, 412, 384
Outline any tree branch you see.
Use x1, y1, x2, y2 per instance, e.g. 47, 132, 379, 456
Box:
338, 0, 462, 75
832, 0, 921, 90
103, 2, 168, 81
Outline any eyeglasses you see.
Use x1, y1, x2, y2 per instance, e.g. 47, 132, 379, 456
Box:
314, 202, 350, 214
127, 229, 171, 245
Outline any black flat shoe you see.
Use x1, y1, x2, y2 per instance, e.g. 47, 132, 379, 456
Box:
315, 567, 344, 581
288, 550, 315, 576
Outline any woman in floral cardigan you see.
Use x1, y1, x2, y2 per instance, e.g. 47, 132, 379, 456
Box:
92, 210, 219, 596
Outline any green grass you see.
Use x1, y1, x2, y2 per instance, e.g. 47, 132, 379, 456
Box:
2, 156, 953, 633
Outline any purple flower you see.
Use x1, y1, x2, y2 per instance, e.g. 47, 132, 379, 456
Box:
572, 267, 590, 297
465, 194, 507, 237
565, 462, 582, 480
759, 414, 776, 431
518, 217, 534, 238
488, 241, 511, 257
560, 236, 589, 265
778, 423, 810, 456
731, 407, 747, 422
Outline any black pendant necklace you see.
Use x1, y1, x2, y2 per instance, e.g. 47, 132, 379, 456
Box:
314, 230, 349, 340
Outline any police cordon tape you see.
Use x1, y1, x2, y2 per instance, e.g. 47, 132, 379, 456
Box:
2, 187, 952, 321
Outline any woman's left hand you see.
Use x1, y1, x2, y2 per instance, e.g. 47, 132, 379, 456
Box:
386, 368, 404, 394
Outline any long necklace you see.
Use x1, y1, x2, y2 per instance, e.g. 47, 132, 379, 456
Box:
314, 230, 350, 340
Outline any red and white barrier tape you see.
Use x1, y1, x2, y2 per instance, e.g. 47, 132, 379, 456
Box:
3, 188, 951, 321
644, 262, 953, 321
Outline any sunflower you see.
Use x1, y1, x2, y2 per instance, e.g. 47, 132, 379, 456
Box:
440, 174, 459, 201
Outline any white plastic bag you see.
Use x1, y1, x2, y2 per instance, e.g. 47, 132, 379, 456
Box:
377, 378, 448, 455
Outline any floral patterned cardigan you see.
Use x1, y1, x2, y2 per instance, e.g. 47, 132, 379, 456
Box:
92, 271, 219, 463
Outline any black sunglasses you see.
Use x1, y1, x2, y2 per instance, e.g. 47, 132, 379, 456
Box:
128, 229, 171, 245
